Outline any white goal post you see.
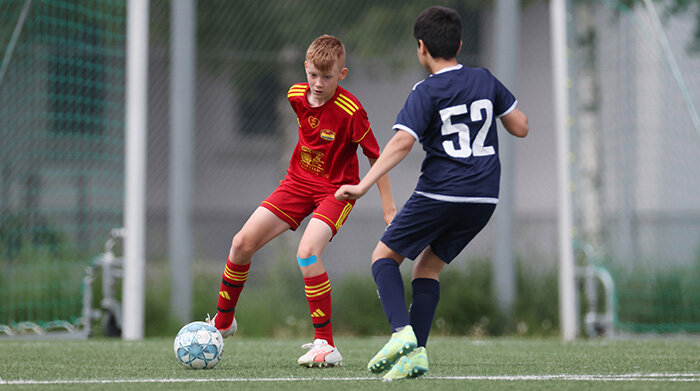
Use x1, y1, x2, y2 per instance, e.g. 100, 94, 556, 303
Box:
123, 0, 149, 341
550, 0, 578, 341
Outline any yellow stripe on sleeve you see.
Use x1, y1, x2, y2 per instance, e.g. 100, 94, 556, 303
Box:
337, 94, 358, 111
334, 100, 354, 116
352, 126, 372, 143
287, 85, 307, 98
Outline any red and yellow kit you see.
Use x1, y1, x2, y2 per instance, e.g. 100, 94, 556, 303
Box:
286, 83, 380, 188
260, 83, 381, 235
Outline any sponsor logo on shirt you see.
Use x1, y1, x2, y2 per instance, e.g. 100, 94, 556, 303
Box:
300, 146, 327, 177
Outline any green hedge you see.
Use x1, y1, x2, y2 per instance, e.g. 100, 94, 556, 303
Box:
143, 257, 560, 338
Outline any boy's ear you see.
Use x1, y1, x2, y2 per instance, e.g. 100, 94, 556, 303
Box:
339, 66, 348, 80
417, 39, 428, 55
457, 40, 463, 56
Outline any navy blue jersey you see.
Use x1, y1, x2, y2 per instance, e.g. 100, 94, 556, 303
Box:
394, 65, 517, 202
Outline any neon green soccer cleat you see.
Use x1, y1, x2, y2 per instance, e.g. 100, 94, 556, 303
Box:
367, 325, 417, 373
382, 346, 429, 381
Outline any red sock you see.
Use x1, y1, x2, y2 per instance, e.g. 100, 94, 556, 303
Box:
304, 272, 333, 346
215, 259, 249, 330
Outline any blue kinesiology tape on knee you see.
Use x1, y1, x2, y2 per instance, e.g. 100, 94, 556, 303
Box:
297, 255, 318, 267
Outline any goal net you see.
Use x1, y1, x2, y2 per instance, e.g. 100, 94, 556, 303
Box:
569, 0, 700, 334
0, 0, 125, 336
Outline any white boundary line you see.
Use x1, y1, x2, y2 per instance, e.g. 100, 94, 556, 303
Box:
1, 373, 698, 385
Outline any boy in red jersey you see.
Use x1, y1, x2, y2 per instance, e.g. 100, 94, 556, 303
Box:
207, 35, 395, 368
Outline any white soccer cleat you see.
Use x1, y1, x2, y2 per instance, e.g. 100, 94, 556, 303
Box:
297, 339, 343, 368
205, 313, 237, 338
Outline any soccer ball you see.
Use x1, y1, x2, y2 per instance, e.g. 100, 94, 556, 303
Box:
173, 321, 224, 369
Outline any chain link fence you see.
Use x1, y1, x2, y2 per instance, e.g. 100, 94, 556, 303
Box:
6, 0, 696, 336
569, 0, 700, 333
145, 0, 506, 275
0, 0, 125, 333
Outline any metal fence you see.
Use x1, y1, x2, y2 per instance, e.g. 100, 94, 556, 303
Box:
3, 0, 697, 336
569, 0, 700, 333
144, 0, 509, 275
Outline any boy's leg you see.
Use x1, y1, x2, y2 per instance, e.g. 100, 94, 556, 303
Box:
384, 204, 494, 379
214, 207, 289, 333
296, 218, 344, 367
297, 218, 334, 344
381, 246, 444, 380
366, 194, 457, 374
369, 193, 449, 336
296, 194, 354, 347
410, 247, 446, 348
371, 242, 409, 331
367, 241, 418, 373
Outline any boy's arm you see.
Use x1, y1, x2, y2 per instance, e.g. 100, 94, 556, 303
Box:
335, 130, 415, 201
367, 157, 396, 225
500, 107, 529, 138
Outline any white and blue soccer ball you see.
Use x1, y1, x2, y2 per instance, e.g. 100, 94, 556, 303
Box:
173, 321, 224, 369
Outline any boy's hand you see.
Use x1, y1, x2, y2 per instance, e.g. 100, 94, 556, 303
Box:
335, 184, 367, 200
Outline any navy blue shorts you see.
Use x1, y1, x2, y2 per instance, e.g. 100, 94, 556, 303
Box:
380, 193, 496, 263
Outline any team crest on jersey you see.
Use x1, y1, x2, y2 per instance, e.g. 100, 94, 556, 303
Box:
320, 129, 335, 141
308, 116, 319, 128
300, 146, 326, 176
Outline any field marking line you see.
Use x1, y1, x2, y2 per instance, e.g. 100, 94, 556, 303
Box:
434, 373, 700, 382
1, 373, 699, 385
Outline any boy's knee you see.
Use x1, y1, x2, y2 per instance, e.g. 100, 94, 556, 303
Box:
231, 232, 256, 258
371, 242, 403, 265
412, 264, 441, 280
296, 244, 317, 261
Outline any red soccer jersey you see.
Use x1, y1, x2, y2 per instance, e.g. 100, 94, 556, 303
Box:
285, 83, 380, 190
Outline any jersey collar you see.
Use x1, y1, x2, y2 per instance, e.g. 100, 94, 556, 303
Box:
303, 84, 342, 109
433, 64, 463, 75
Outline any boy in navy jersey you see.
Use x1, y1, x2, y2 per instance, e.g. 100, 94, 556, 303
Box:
335, 6, 529, 380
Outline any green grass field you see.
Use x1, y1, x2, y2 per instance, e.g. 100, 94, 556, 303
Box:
1, 336, 698, 390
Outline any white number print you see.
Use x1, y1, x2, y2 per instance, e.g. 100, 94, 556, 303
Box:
439, 99, 495, 158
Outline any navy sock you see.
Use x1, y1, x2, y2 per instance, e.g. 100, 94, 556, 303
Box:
371, 258, 409, 332
409, 278, 440, 347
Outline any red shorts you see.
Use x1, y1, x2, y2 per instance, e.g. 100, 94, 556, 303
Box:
260, 179, 355, 236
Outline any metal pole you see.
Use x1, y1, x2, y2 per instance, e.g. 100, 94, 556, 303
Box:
551, 0, 577, 341
123, 0, 149, 341
493, 0, 520, 320
0, 0, 32, 90
169, 0, 195, 323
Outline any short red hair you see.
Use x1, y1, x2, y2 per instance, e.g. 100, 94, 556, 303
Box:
306, 35, 346, 73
